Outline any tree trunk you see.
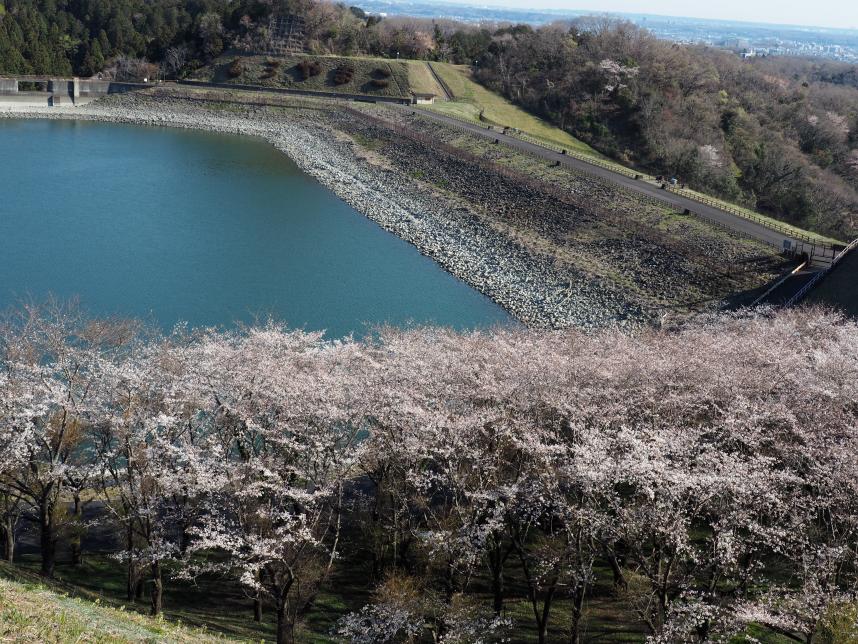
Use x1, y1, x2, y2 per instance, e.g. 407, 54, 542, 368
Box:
150, 561, 163, 616
606, 550, 627, 590
126, 561, 136, 602
538, 619, 549, 644
71, 493, 83, 566
569, 587, 585, 644
253, 595, 262, 623
275, 593, 290, 644
537, 588, 555, 644
1, 517, 14, 562
271, 576, 295, 644
39, 501, 56, 578
488, 543, 505, 616
125, 523, 136, 601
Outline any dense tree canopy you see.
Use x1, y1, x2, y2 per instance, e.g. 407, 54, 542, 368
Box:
473, 19, 858, 240
1, 303, 858, 643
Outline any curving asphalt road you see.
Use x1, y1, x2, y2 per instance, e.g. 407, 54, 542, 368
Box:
405, 107, 799, 250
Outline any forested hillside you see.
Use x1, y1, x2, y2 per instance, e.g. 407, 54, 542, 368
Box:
474, 20, 858, 239
1, 0, 855, 238
0, 0, 476, 77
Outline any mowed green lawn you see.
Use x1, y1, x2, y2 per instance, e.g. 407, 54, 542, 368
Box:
425, 63, 599, 157
404, 60, 447, 96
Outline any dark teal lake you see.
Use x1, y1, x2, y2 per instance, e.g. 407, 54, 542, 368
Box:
0, 119, 510, 335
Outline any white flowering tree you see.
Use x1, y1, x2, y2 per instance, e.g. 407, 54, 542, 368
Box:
180, 325, 367, 644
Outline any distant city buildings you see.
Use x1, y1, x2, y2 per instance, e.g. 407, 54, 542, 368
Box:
355, 0, 858, 62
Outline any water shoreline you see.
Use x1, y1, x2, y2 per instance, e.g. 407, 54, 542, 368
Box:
2, 92, 606, 329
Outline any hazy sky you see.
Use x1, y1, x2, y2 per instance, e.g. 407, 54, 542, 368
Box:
442, 0, 857, 30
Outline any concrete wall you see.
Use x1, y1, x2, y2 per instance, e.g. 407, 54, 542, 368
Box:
0, 92, 50, 107
48, 79, 71, 95
0, 79, 18, 94
77, 80, 113, 95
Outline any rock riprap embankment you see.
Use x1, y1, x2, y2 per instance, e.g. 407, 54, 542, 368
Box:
1, 92, 652, 329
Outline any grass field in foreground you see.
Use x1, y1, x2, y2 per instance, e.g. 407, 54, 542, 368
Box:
0, 566, 231, 643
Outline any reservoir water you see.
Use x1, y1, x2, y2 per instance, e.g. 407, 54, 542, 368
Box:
0, 119, 510, 335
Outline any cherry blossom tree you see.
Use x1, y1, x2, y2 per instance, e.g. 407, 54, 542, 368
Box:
180, 325, 368, 644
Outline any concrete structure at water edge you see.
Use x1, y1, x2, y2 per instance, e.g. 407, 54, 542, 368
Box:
0, 76, 149, 106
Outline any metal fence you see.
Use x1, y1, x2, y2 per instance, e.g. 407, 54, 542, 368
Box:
785, 237, 858, 307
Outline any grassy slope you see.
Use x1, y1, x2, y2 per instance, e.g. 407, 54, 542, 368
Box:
426, 62, 598, 156
4, 553, 362, 644
196, 53, 411, 98
404, 60, 446, 96
0, 565, 232, 643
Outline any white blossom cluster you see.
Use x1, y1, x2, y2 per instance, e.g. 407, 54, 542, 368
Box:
1, 304, 857, 643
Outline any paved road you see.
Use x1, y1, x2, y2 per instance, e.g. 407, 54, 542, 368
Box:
406, 107, 798, 250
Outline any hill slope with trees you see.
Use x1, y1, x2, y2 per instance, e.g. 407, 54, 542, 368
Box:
0, 0, 855, 239
473, 20, 858, 240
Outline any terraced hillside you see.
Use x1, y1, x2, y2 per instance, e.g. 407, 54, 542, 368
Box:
196, 53, 410, 98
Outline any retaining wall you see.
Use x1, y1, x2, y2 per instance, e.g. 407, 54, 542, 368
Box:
48, 79, 71, 95
177, 79, 413, 105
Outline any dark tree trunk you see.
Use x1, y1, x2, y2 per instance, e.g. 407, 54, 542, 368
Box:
488, 542, 505, 616
271, 576, 295, 644
180, 522, 191, 555
275, 593, 290, 644
71, 493, 83, 566
254, 596, 263, 623
569, 587, 586, 644
1, 517, 14, 562
39, 501, 56, 578
126, 523, 136, 601
606, 550, 628, 590
537, 588, 555, 644
150, 561, 163, 616
126, 561, 135, 602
